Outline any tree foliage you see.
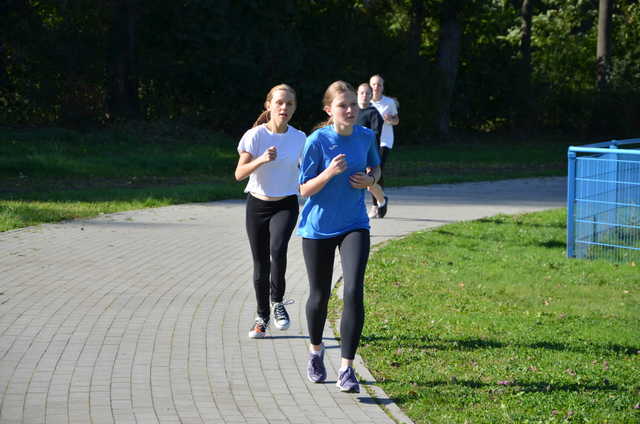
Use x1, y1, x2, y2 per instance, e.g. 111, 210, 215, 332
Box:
2, 0, 639, 139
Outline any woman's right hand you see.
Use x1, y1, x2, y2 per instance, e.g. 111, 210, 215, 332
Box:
260, 146, 277, 163
299, 153, 348, 197
327, 153, 347, 177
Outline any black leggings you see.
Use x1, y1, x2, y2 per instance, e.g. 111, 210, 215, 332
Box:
372, 146, 390, 206
246, 194, 299, 319
303, 229, 370, 360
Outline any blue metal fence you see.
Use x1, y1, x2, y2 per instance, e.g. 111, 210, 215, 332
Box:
567, 138, 640, 262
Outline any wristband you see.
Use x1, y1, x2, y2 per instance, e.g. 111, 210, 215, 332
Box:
367, 173, 376, 186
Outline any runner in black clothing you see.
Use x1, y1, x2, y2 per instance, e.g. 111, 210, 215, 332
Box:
356, 82, 383, 147
356, 82, 387, 218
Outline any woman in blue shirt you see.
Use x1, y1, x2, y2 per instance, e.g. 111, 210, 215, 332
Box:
298, 81, 381, 393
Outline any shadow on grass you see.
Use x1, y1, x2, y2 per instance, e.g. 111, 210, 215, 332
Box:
432, 225, 566, 250
538, 240, 566, 248
360, 336, 639, 356
385, 378, 622, 405
362, 336, 505, 351
475, 217, 566, 229
526, 340, 638, 355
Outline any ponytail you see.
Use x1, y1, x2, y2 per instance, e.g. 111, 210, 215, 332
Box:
252, 110, 270, 128
311, 117, 333, 132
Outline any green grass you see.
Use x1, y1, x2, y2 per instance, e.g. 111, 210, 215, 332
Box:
384, 137, 569, 186
0, 124, 243, 231
339, 209, 639, 423
0, 182, 240, 230
1, 124, 574, 231
0, 123, 237, 179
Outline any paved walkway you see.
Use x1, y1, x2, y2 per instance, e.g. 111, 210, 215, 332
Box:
0, 177, 566, 424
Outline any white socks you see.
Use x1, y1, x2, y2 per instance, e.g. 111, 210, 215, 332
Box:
310, 344, 324, 356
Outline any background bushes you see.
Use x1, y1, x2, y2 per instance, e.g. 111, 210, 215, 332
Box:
2, 0, 639, 141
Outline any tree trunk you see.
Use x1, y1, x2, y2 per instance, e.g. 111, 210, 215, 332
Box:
106, 0, 139, 120
514, 0, 534, 130
520, 0, 533, 92
407, 0, 427, 65
596, 0, 612, 91
434, 1, 462, 137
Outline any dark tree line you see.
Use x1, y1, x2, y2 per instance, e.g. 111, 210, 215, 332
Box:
2, 0, 639, 140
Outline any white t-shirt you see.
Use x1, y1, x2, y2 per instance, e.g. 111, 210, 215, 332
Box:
237, 124, 306, 197
371, 95, 398, 149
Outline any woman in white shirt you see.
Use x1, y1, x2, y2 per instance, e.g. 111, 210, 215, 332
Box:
234, 84, 306, 338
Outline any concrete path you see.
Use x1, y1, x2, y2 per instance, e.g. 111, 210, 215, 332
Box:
0, 177, 566, 424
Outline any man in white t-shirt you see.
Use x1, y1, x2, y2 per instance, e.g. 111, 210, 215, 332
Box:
368, 74, 399, 219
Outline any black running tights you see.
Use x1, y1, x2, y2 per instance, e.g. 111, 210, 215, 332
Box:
303, 229, 370, 360
371, 146, 390, 206
245, 194, 299, 319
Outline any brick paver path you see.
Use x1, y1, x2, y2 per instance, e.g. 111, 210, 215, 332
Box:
0, 178, 565, 424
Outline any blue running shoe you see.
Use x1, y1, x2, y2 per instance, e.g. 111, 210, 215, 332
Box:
306, 348, 326, 383
336, 366, 360, 393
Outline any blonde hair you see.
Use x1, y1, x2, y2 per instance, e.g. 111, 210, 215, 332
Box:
357, 82, 372, 93
312, 80, 356, 131
369, 74, 384, 84
252, 84, 297, 127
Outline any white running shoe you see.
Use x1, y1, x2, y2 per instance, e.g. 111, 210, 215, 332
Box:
368, 205, 378, 219
271, 299, 294, 330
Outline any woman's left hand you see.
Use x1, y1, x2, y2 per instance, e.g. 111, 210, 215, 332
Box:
349, 172, 374, 189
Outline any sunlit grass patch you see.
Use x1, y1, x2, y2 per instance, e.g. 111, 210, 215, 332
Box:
0, 183, 242, 231
333, 209, 639, 423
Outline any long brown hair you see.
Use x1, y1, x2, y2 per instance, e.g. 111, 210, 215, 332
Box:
311, 80, 356, 131
252, 84, 297, 127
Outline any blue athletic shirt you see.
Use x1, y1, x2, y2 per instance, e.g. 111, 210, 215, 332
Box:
297, 125, 381, 239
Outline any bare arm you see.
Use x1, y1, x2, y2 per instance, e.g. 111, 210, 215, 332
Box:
371, 166, 381, 183
234, 147, 276, 181
349, 166, 381, 189
383, 113, 399, 126
299, 154, 347, 197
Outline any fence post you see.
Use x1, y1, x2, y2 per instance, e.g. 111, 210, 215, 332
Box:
567, 150, 577, 258
609, 140, 620, 260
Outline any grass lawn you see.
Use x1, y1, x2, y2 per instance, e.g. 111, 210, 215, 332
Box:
340, 209, 640, 423
0, 124, 240, 231
1, 124, 573, 231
